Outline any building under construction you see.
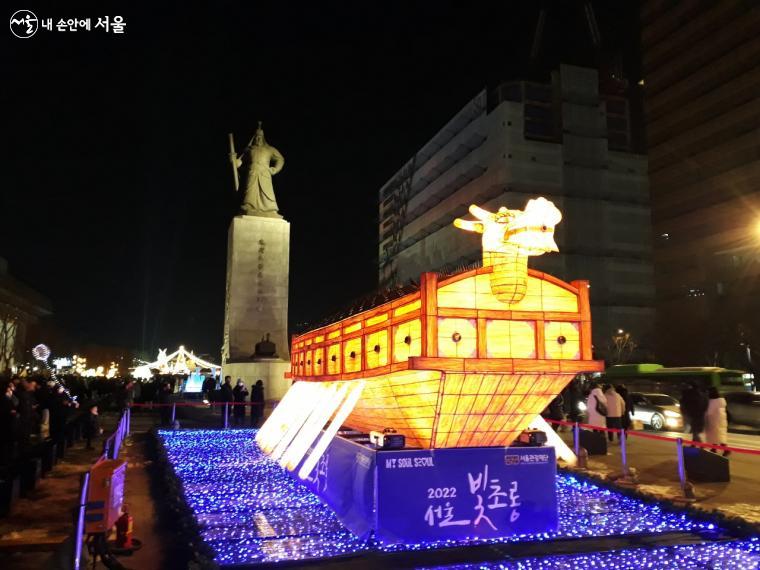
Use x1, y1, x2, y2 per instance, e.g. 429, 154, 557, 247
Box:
377, 64, 654, 360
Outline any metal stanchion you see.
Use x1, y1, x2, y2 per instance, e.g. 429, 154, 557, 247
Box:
73, 471, 90, 570
126, 407, 130, 436
171, 403, 176, 424
573, 422, 580, 457
676, 437, 686, 493
620, 429, 627, 472
224, 403, 229, 429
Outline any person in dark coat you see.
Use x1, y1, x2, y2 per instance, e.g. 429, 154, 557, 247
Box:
232, 379, 249, 426
16, 378, 38, 456
0, 381, 19, 469
49, 386, 69, 448
201, 375, 216, 403
84, 404, 102, 450
219, 376, 234, 423
564, 378, 582, 423
251, 380, 264, 427
680, 383, 708, 442
616, 384, 633, 431
543, 393, 565, 424
158, 381, 172, 426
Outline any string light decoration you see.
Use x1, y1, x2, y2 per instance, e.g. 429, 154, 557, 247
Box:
32, 343, 76, 402
422, 539, 760, 569
158, 429, 753, 567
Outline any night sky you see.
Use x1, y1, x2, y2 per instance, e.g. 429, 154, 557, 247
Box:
3, 2, 640, 358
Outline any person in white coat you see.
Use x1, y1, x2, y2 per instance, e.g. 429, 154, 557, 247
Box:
586, 383, 607, 428
704, 386, 729, 456
604, 385, 626, 442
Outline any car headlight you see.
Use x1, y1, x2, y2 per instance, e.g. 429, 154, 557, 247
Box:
578, 402, 587, 412
664, 410, 681, 418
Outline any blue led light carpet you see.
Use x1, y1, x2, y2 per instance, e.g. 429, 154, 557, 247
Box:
158, 429, 759, 567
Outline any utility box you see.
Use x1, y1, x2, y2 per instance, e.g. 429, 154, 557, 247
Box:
579, 429, 608, 455
85, 459, 127, 533
684, 447, 730, 483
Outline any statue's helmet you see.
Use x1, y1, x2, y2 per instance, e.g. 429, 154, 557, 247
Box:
254, 121, 266, 145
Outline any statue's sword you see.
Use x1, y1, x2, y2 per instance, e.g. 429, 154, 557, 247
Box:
228, 133, 240, 191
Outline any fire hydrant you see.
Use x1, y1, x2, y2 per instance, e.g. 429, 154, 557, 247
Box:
115, 504, 133, 548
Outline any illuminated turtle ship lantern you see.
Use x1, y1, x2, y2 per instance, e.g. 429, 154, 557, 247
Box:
257, 197, 603, 479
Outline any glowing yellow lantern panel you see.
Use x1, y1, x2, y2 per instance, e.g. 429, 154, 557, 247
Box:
393, 300, 420, 317
432, 372, 572, 448
343, 337, 362, 373
365, 330, 388, 369
393, 319, 421, 362
313, 347, 324, 375
305, 349, 313, 376
327, 343, 341, 375
486, 320, 536, 359
437, 318, 477, 358
438, 273, 578, 313
544, 321, 580, 360
366, 313, 389, 327
292, 352, 301, 376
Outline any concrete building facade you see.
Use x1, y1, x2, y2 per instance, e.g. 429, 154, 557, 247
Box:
378, 65, 654, 359
641, 1, 760, 367
0, 257, 52, 373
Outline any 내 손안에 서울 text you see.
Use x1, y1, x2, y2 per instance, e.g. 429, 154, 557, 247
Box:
9, 10, 126, 38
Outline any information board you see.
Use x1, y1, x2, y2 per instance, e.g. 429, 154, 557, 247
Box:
299, 437, 559, 544
375, 446, 557, 543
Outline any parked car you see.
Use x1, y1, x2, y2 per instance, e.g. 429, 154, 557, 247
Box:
630, 392, 683, 431
724, 391, 760, 427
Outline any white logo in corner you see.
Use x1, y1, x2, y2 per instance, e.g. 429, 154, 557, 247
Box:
10, 9, 38, 38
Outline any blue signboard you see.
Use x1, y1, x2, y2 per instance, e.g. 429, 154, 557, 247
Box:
299, 438, 558, 544
299, 436, 376, 539
375, 446, 557, 544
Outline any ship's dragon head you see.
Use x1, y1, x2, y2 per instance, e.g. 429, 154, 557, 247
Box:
503, 197, 562, 256
454, 197, 562, 257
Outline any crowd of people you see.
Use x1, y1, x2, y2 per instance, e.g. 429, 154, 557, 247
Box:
680, 384, 729, 453
202, 375, 265, 427
581, 381, 729, 454
0, 370, 193, 475
0, 374, 108, 476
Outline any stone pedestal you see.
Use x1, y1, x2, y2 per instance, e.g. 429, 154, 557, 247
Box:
223, 215, 291, 400
224, 215, 290, 361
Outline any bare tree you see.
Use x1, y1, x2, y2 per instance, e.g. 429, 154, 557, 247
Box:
0, 303, 20, 373
608, 329, 637, 365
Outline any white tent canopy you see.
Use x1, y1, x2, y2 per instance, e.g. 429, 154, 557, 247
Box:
132, 345, 221, 379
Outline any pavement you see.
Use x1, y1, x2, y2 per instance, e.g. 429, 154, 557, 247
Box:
113, 415, 182, 570
0, 414, 118, 570
557, 426, 760, 526
0, 411, 182, 570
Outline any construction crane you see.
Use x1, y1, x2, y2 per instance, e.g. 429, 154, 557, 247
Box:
529, 0, 627, 94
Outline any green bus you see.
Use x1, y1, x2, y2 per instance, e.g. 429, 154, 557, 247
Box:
599, 363, 755, 398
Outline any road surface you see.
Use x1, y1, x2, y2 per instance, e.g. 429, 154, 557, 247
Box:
558, 427, 760, 524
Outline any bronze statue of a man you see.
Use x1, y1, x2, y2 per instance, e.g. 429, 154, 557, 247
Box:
229, 122, 285, 217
